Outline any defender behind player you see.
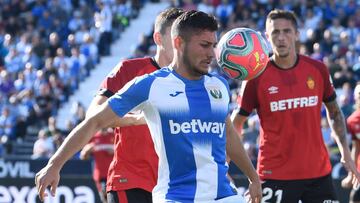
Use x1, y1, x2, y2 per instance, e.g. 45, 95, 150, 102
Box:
342, 83, 360, 203
86, 8, 184, 203
231, 9, 360, 202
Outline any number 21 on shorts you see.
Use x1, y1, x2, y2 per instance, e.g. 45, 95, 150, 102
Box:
262, 187, 283, 203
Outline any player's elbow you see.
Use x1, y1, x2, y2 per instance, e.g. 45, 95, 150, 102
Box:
84, 116, 107, 132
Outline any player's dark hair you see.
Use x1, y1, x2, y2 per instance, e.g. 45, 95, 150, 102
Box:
266, 9, 298, 30
171, 10, 218, 42
154, 8, 184, 35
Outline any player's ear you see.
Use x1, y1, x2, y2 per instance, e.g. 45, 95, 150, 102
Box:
264, 31, 270, 41
173, 36, 182, 50
153, 31, 162, 46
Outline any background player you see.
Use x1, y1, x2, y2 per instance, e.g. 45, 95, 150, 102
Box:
342, 83, 360, 203
231, 9, 360, 202
85, 7, 184, 203
80, 128, 114, 203
35, 10, 262, 203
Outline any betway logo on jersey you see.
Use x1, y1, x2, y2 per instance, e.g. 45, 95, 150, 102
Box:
270, 96, 318, 112
169, 119, 225, 138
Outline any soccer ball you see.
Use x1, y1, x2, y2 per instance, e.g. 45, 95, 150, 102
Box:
216, 28, 269, 81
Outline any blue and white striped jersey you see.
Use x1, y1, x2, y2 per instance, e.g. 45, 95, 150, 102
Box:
108, 67, 237, 202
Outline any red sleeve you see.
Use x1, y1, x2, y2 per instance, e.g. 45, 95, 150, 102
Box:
239, 80, 258, 116
318, 63, 336, 102
98, 61, 132, 97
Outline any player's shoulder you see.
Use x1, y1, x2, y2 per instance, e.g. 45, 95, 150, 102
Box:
133, 67, 172, 83
207, 72, 228, 84
299, 55, 327, 70
121, 57, 153, 69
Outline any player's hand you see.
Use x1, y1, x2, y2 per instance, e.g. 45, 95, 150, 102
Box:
35, 164, 60, 201
341, 173, 353, 189
245, 179, 262, 203
341, 155, 360, 189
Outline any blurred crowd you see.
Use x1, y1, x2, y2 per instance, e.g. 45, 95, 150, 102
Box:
1, 0, 360, 160
0, 0, 148, 157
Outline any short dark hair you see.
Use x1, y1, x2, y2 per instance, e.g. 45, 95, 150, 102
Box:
266, 9, 298, 30
154, 8, 184, 35
171, 10, 218, 42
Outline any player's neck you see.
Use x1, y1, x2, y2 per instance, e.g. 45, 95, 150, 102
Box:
154, 52, 168, 68
170, 58, 201, 81
272, 53, 297, 69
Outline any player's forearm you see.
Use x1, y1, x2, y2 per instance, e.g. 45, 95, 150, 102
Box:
354, 142, 360, 169
325, 101, 349, 156
230, 109, 245, 135
226, 118, 259, 183
48, 119, 100, 170
227, 136, 259, 183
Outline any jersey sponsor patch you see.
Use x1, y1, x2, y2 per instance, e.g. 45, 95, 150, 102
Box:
169, 119, 225, 138
270, 96, 318, 112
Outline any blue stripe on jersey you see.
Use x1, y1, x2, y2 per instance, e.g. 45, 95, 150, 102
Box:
108, 74, 154, 117
161, 76, 198, 201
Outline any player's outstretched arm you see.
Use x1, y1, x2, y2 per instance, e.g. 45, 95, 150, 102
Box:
341, 140, 359, 188
35, 103, 120, 201
87, 95, 146, 126
325, 100, 360, 188
225, 116, 262, 203
230, 108, 247, 135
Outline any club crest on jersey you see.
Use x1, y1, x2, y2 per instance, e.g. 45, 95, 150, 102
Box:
306, 76, 315, 90
209, 89, 222, 99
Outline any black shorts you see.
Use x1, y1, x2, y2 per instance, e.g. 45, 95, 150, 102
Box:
350, 186, 360, 202
261, 174, 338, 203
107, 188, 152, 203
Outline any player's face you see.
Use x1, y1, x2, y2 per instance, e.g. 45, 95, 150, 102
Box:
162, 26, 174, 64
266, 18, 298, 58
182, 30, 217, 77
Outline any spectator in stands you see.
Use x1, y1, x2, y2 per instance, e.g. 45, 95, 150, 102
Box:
33, 84, 57, 126
215, 0, 233, 29
0, 70, 15, 97
95, 0, 113, 56
0, 106, 16, 141
197, 0, 215, 15
48, 32, 62, 58
32, 128, 54, 159
80, 33, 98, 67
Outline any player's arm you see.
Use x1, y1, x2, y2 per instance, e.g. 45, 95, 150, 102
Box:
87, 94, 146, 126
35, 102, 120, 201
230, 108, 247, 136
342, 139, 360, 188
225, 116, 261, 203
325, 100, 360, 186
79, 143, 94, 160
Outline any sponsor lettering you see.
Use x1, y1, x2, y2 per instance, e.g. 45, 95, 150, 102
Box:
0, 160, 34, 178
270, 96, 318, 112
169, 119, 225, 138
0, 185, 94, 203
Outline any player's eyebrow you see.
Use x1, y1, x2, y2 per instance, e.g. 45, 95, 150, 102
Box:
200, 40, 217, 46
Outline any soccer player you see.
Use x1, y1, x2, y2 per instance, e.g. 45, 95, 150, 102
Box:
342, 83, 360, 203
35, 10, 262, 203
80, 128, 114, 203
231, 9, 360, 202
86, 8, 184, 203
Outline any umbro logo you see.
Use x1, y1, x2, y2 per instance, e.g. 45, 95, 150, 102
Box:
268, 86, 278, 94
169, 91, 184, 97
